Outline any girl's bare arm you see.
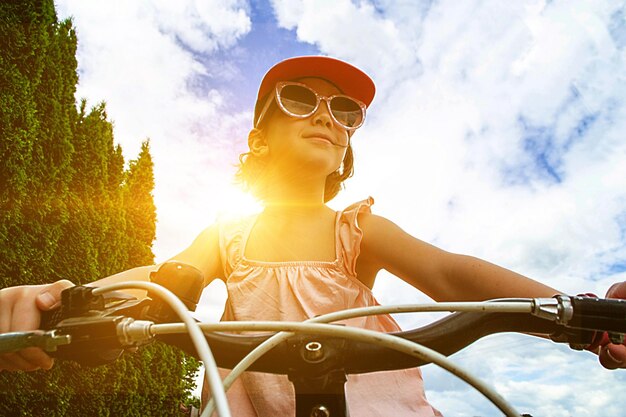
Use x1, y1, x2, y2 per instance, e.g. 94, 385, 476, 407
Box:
359, 213, 626, 369
87, 223, 224, 298
358, 213, 558, 301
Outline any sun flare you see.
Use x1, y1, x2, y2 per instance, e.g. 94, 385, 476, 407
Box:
213, 182, 263, 220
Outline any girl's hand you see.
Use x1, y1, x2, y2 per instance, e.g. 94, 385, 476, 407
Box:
598, 281, 626, 369
0, 280, 74, 371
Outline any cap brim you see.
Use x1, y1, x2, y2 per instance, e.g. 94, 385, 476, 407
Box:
256, 56, 375, 108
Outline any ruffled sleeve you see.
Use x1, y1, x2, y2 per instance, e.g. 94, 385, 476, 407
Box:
217, 214, 255, 278
337, 196, 374, 277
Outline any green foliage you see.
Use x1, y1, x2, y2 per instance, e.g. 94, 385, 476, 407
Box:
0, 1, 199, 415
123, 140, 157, 268
0, 345, 201, 417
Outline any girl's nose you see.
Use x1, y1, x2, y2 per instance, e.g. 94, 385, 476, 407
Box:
311, 101, 334, 128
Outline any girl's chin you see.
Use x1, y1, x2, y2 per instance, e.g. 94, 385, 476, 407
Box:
272, 149, 343, 174
277, 159, 340, 177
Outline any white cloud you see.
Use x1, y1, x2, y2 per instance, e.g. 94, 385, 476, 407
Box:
271, 0, 422, 93
422, 334, 626, 416
149, 0, 251, 53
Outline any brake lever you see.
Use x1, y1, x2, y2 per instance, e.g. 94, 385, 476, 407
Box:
0, 330, 71, 354
33, 261, 205, 367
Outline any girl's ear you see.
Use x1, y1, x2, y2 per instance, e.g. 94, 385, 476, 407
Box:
248, 128, 269, 157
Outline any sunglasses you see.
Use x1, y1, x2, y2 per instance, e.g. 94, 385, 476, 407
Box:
255, 81, 367, 131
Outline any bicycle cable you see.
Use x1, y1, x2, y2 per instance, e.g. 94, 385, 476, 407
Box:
185, 301, 534, 417
92, 282, 232, 417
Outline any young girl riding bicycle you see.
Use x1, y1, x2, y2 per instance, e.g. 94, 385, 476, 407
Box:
1, 56, 625, 416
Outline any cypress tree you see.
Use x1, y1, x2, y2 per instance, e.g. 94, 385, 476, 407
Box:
0, 1, 200, 414
124, 140, 156, 268
0, 0, 56, 287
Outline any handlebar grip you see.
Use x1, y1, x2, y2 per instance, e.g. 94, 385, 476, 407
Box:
569, 296, 626, 333
40, 306, 64, 330
143, 261, 204, 322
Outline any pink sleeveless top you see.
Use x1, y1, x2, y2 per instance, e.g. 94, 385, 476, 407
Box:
213, 198, 442, 416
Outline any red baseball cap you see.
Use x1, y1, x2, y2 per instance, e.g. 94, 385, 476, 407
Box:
254, 56, 376, 124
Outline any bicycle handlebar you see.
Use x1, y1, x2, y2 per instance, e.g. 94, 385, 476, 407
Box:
155, 297, 626, 374
21, 292, 626, 374
156, 310, 555, 373
13, 261, 622, 372
2, 261, 625, 417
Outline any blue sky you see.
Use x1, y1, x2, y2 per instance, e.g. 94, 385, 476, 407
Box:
187, 0, 319, 113
56, 1, 626, 415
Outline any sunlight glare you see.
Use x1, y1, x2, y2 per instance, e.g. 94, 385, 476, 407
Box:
214, 182, 263, 220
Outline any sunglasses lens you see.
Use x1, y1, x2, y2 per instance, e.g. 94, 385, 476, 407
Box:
330, 96, 363, 128
276, 83, 365, 129
279, 84, 318, 116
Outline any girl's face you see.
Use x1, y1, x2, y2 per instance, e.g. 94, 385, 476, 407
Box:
261, 77, 350, 180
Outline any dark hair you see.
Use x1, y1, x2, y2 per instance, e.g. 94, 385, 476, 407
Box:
236, 98, 355, 203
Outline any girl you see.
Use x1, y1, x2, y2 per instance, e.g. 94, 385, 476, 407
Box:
1, 56, 625, 416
